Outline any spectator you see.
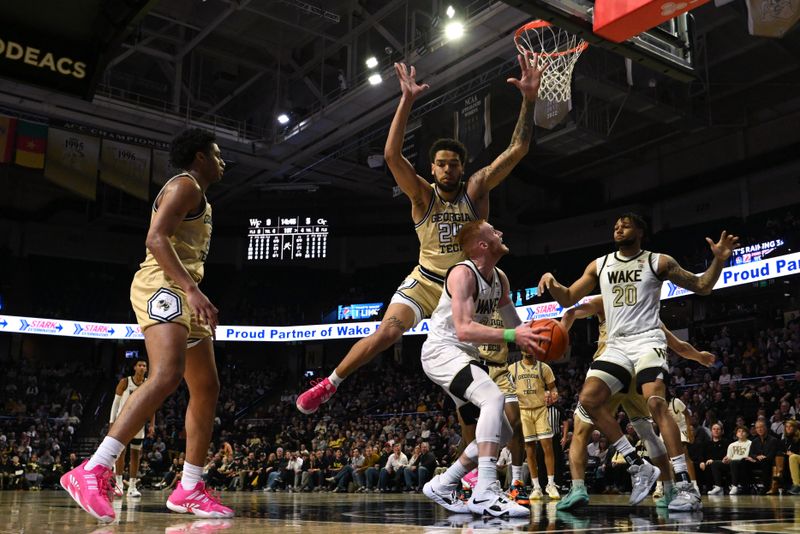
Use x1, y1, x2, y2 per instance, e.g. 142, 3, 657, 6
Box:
724, 425, 753, 495
378, 443, 408, 493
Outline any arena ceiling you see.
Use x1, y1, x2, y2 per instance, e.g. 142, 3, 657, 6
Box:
1, 0, 800, 237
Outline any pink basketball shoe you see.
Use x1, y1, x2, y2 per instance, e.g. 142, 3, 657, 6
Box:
167, 482, 234, 518
296, 377, 337, 414
60, 459, 116, 523
462, 468, 479, 489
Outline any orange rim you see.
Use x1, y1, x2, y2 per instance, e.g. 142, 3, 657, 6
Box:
514, 20, 589, 58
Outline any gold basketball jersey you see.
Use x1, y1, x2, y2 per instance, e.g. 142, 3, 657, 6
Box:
479, 310, 509, 364
415, 183, 478, 277
593, 319, 607, 360
138, 174, 212, 283
510, 359, 554, 409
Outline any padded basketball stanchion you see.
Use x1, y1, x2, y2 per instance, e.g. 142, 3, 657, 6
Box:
593, 0, 712, 43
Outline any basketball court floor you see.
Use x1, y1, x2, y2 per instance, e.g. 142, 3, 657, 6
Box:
2, 491, 797, 533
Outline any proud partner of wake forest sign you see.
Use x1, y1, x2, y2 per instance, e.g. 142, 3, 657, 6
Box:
0, 26, 98, 98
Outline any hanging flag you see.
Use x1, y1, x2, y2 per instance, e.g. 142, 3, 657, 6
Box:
152, 149, 180, 187
44, 128, 100, 200
15, 120, 48, 169
453, 88, 492, 163
0, 116, 17, 163
100, 140, 151, 201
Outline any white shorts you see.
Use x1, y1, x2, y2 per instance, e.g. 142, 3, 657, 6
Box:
421, 343, 495, 409
586, 329, 668, 395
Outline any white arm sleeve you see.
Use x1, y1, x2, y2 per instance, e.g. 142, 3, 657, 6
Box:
109, 394, 123, 424
498, 303, 521, 328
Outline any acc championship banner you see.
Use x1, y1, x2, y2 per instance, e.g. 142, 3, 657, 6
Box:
0, 251, 798, 342
100, 140, 151, 200
44, 128, 100, 200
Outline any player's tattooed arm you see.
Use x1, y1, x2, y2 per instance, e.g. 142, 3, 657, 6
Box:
467, 52, 542, 199
383, 315, 409, 333
661, 231, 738, 295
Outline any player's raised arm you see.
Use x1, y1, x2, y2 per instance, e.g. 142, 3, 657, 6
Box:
467, 52, 545, 204
659, 231, 739, 296
384, 63, 431, 206
448, 265, 545, 354
560, 294, 603, 331
538, 261, 598, 308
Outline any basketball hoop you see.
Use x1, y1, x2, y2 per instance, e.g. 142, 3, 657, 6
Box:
514, 20, 587, 104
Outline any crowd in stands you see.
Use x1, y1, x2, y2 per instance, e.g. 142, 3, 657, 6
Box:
0, 362, 98, 490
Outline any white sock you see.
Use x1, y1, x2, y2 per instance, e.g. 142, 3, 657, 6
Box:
129, 477, 138, 489
613, 436, 636, 458
116, 475, 123, 487
664, 480, 674, 494
547, 475, 555, 486
181, 462, 204, 490
86, 437, 125, 470
532, 477, 541, 489
572, 479, 585, 489
693, 480, 700, 491
511, 464, 523, 483
328, 371, 344, 387
474, 456, 498, 494
439, 459, 470, 489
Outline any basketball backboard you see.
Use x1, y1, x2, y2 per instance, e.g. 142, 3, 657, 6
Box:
503, 0, 697, 81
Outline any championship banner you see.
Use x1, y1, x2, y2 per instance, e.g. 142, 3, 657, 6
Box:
100, 140, 151, 200
44, 128, 100, 200
15, 120, 47, 169
1, 252, 797, 342
454, 88, 492, 163
0, 115, 17, 163
152, 149, 179, 187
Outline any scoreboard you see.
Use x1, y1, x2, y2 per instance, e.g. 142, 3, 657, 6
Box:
247, 216, 329, 261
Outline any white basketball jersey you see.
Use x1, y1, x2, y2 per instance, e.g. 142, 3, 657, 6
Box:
597, 250, 662, 339
424, 260, 504, 357
117, 376, 143, 418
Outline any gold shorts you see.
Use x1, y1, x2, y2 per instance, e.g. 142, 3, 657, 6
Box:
521, 406, 553, 442
130, 266, 212, 344
487, 363, 517, 400
389, 265, 444, 326
576, 382, 651, 424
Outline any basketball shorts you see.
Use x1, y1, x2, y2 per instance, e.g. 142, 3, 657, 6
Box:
130, 266, 213, 346
389, 265, 444, 326
585, 328, 668, 395
421, 343, 497, 410
486, 363, 518, 403
521, 406, 553, 442
574, 385, 650, 425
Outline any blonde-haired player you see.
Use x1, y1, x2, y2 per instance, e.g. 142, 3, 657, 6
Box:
510, 349, 560, 499
556, 295, 715, 511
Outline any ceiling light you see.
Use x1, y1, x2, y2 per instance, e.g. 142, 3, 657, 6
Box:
365, 56, 378, 69
277, 113, 290, 124
444, 21, 464, 40
446, 5, 456, 18
368, 73, 382, 85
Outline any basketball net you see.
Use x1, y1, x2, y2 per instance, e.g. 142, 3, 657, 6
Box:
514, 21, 587, 129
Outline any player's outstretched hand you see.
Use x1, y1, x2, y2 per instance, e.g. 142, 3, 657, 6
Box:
506, 51, 546, 101
187, 286, 219, 336
394, 63, 429, 100
537, 272, 557, 297
696, 351, 716, 367
514, 324, 548, 355
706, 230, 739, 261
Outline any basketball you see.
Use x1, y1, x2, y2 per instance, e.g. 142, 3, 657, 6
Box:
530, 318, 569, 362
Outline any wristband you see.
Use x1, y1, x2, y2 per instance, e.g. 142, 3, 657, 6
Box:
503, 329, 516, 343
